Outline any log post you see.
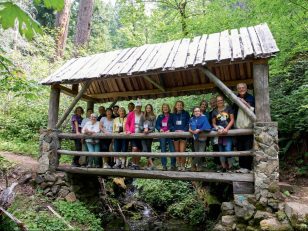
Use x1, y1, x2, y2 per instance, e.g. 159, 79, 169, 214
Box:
48, 85, 60, 129
56, 81, 91, 129
253, 62, 271, 122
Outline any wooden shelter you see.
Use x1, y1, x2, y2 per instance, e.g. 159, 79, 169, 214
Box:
40, 23, 279, 194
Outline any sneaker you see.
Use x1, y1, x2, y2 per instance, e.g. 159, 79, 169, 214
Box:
129, 164, 140, 170
162, 166, 168, 171
103, 163, 111, 169
121, 163, 125, 169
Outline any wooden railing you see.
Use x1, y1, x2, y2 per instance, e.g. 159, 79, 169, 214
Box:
56, 128, 255, 184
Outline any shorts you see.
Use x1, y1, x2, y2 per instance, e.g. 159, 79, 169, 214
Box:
130, 139, 143, 150
172, 138, 187, 142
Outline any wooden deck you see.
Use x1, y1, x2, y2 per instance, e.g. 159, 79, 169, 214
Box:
57, 166, 254, 183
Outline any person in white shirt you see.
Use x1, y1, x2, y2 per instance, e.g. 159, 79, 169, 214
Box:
82, 113, 101, 168
100, 108, 114, 169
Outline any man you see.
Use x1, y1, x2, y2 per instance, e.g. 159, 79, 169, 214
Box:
233, 83, 255, 170
97, 106, 106, 121
112, 105, 119, 118
127, 102, 135, 113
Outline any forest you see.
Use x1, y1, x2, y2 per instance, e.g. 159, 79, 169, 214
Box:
0, 0, 307, 230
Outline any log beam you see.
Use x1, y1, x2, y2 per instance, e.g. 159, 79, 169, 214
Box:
47, 85, 60, 129
57, 85, 100, 102
88, 79, 254, 99
56, 81, 91, 129
143, 75, 165, 92
253, 63, 271, 122
201, 68, 257, 122
57, 150, 253, 157
57, 166, 254, 183
58, 128, 253, 140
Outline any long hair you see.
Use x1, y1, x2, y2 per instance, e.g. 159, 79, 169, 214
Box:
144, 104, 156, 120
173, 100, 184, 113
161, 103, 171, 113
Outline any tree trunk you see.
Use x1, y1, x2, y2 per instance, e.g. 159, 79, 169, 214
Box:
74, 0, 94, 47
55, 0, 72, 58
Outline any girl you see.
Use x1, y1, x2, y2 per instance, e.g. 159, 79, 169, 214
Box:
169, 101, 190, 171
71, 106, 84, 167
189, 106, 212, 171
82, 113, 100, 168
100, 108, 114, 169
156, 103, 175, 171
113, 107, 128, 169
125, 100, 143, 170
139, 104, 156, 170
212, 95, 234, 172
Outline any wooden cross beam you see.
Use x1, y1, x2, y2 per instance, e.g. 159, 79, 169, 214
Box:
56, 81, 92, 129
143, 75, 165, 92
201, 68, 257, 122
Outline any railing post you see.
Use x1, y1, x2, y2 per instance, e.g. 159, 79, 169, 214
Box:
253, 122, 279, 209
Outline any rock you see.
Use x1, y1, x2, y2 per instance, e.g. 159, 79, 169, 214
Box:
65, 192, 77, 202
58, 188, 70, 198
35, 175, 44, 184
246, 226, 259, 231
18, 173, 33, 184
54, 178, 66, 186
278, 182, 295, 193
268, 199, 279, 210
46, 192, 54, 197
221, 215, 236, 227
221, 202, 235, 215
213, 223, 231, 231
254, 211, 273, 222
37, 154, 50, 174
40, 181, 53, 189
51, 185, 60, 194
44, 173, 56, 182
284, 202, 308, 226
234, 194, 256, 221
235, 223, 247, 231
44, 187, 51, 194
260, 217, 292, 231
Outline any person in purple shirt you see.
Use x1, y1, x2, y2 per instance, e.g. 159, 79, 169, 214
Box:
71, 106, 84, 167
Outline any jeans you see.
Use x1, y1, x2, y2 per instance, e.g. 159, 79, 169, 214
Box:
193, 140, 206, 166
237, 135, 253, 169
114, 139, 128, 152
160, 138, 176, 167
73, 139, 82, 164
218, 137, 234, 166
86, 142, 100, 166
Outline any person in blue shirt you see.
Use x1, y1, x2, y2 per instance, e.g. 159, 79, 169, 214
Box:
189, 106, 212, 171
169, 101, 190, 171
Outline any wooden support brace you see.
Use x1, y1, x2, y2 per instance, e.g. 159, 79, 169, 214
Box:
48, 85, 60, 129
109, 99, 118, 108
143, 75, 165, 92
201, 68, 257, 122
56, 81, 91, 129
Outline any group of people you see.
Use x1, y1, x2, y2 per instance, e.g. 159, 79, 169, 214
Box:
70, 83, 255, 172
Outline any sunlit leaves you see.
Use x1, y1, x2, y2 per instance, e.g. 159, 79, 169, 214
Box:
0, 2, 42, 40
34, 0, 64, 11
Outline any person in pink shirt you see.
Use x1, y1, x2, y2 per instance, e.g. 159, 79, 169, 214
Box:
125, 100, 143, 170
155, 104, 176, 171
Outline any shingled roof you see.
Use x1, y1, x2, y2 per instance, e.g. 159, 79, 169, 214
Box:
41, 23, 279, 102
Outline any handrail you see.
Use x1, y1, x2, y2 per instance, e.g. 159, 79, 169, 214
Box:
58, 129, 253, 140
57, 150, 254, 157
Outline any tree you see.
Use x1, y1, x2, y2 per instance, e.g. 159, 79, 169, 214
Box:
74, 0, 94, 47
55, 0, 72, 58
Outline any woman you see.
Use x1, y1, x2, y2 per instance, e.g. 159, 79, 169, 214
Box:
189, 106, 212, 171
100, 108, 114, 169
199, 100, 209, 118
113, 107, 128, 169
126, 100, 143, 170
139, 104, 156, 170
169, 101, 190, 171
212, 95, 235, 172
156, 103, 176, 171
82, 113, 100, 168
71, 106, 84, 167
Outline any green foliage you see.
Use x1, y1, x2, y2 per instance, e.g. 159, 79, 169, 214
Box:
0, 2, 42, 40
34, 0, 64, 11
53, 200, 103, 230
270, 57, 308, 133
167, 194, 206, 225
0, 155, 14, 172
134, 179, 192, 209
